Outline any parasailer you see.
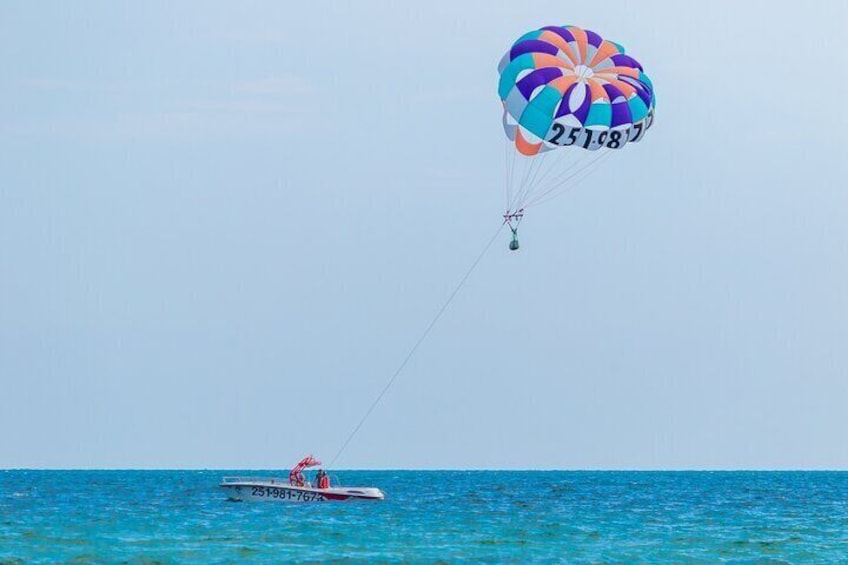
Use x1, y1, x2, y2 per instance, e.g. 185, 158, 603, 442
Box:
497, 25, 656, 249
504, 210, 523, 251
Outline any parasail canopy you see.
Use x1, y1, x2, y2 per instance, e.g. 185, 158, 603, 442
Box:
498, 25, 656, 157
496, 25, 656, 225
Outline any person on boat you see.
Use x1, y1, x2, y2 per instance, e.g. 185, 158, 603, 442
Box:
289, 454, 320, 487
316, 469, 330, 489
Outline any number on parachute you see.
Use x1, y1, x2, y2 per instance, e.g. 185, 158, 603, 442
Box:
607, 130, 623, 149
549, 124, 581, 147
581, 130, 594, 149
549, 123, 566, 144
629, 121, 645, 143
597, 131, 608, 146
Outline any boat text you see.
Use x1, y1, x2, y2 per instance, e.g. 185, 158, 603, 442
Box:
250, 486, 325, 502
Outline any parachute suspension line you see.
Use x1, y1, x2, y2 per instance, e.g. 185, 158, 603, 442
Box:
528, 148, 587, 193
520, 152, 549, 206
509, 148, 591, 213
329, 222, 507, 468
505, 142, 520, 211
522, 150, 569, 195
527, 159, 589, 205
516, 151, 545, 207
523, 153, 548, 204
504, 140, 508, 209
510, 153, 538, 212
553, 149, 614, 198
509, 152, 544, 213
531, 149, 589, 195
526, 150, 616, 209
525, 149, 611, 208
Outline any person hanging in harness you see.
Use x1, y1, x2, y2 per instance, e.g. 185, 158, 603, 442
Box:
504, 209, 523, 251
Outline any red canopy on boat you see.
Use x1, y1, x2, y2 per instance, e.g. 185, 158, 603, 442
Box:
289, 455, 322, 485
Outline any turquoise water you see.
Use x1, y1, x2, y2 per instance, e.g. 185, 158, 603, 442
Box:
1, 471, 846, 563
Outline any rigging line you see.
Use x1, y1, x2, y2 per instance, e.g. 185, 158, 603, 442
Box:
526, 148, 611, 203
504, 140, 510, 211
529, 150, 591, 199
525, 152, 612, 209
538, 151, 587, 195
523, 149, 611, 209
329, 221, 506, 469
506, 141, 519, 211
505, 144, 519, 211
523, 149, 571, 192
527, 143, 591, 197
509, 153, 543, 213
511, 152, 539, 209
526, 150, 615, 209
519, 151, 549, 208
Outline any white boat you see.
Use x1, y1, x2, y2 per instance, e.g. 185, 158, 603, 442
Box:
220, 476, 385, 502
220, 455, 385, 502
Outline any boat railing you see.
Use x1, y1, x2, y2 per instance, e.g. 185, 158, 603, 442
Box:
221, 476, 289, 485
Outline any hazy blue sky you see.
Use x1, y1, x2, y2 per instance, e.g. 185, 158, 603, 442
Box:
2, 1, 846, 470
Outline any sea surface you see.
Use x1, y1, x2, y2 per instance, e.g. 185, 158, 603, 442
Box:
1, 470, 846, 563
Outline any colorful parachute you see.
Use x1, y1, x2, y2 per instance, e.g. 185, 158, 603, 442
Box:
499, 25, 656, 156
497, 26, 656, 240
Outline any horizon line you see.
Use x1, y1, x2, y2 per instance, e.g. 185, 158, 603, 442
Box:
4, 467, 847, 472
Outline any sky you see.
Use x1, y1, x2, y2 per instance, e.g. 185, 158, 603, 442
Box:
1, 1, 847, 470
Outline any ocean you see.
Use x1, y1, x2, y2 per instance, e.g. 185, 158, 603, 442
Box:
1, 470, 846, 563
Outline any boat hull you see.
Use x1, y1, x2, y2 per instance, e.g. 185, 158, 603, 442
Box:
220, 478, 384, 502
